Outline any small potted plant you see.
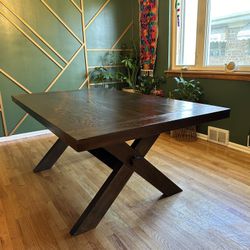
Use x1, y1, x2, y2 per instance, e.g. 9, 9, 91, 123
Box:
115, 44, 140, 92
171, 77, 203, 102
118, 56, 140, 91
90, 67, 114, 83
136, 75, 165, 96
170, 77, 203, 140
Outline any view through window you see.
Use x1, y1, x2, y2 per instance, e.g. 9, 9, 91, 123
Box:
174, 0, 250, 70
176, 0, 198, 66
207, 0, 250, 66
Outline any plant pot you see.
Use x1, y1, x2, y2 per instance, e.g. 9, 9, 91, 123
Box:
122, 88, 136, 94
170, 126, 197, 141
151, 89, 165, 97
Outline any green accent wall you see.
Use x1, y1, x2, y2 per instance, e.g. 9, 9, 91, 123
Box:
0, 0, 137, 137
2, 0, 248, 146
156, 0, 250, 146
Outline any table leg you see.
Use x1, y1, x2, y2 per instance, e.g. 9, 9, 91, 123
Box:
33, 138, 67, 173
90, 146, 182, 197
89, 148, 122, 171
70, 163, 134, 235
135, 159, 182, 197
105, 137, 182, 197
70, 135, 182, 235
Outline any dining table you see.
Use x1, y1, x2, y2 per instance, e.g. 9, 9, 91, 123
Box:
12, 88, 230, 235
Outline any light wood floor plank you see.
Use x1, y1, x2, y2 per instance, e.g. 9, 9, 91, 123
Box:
0, 134, 249, 249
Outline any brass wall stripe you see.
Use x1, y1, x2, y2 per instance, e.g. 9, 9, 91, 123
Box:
0, 13, 64, 70
0, 92, 8, 136
0, 0, 134, 137
80, 0, 90, 88
0, 1, 68, 65
41, 0, 83, 45
45, 45, 84, 92
78, 78, 88, 90
0, 69, 32, 94
9, 113, 29, 136
85, 0, 110, 30
111, 21, 133, 49
68, 0, 82, 13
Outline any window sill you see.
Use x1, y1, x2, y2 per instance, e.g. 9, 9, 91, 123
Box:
165, 70, 250, 81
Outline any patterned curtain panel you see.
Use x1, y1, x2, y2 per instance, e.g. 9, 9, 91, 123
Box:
140, 0, 159, 73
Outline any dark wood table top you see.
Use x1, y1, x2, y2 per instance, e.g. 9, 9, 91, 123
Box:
12, 88, 230, 151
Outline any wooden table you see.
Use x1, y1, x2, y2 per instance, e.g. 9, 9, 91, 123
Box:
12, 88, 230, 236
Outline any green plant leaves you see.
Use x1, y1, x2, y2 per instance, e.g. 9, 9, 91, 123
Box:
171, 77, 203, 102
136, 75, 166, 95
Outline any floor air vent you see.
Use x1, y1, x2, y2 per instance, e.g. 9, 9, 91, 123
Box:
208, 126, 229, 146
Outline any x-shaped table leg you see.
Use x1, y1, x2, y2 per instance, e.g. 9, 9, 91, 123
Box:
33, 138, 67, 173
70, 135, 182, 235
33, 135, 182, 235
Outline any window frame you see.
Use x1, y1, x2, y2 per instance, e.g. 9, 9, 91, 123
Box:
170, 0, 250, 72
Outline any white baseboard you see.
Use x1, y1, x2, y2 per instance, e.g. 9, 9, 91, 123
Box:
197, 133, 250, 154
0, 130, 52, 143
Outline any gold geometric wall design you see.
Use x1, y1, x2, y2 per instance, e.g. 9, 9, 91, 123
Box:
0, 0, 134, 137
0, 91, 8, 136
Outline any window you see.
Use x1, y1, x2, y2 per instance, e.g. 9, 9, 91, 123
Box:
171, 0, 250, 71
248, 40, 250, 55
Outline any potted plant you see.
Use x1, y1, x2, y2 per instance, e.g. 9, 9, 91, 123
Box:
89, 48, 125, 89
171, 77, 203, 102
136, 75, 165, 96
90, 67, 114, 83
116, 45, 140, 92
170, 77, 203, 140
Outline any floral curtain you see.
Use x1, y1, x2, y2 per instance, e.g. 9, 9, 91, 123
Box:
140, 0, 159, 73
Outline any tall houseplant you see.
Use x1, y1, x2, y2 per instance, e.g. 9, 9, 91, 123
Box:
120, 57, 140, 89
116, 44, 140, 90
91, 44, 140, 90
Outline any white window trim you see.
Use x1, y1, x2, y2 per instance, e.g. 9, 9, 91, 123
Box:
170, 0, 250, 72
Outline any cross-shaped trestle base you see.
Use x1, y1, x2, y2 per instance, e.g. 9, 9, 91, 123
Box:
33, 135, 182, 235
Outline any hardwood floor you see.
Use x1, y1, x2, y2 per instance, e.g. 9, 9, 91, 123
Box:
0, 133, 249, 250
